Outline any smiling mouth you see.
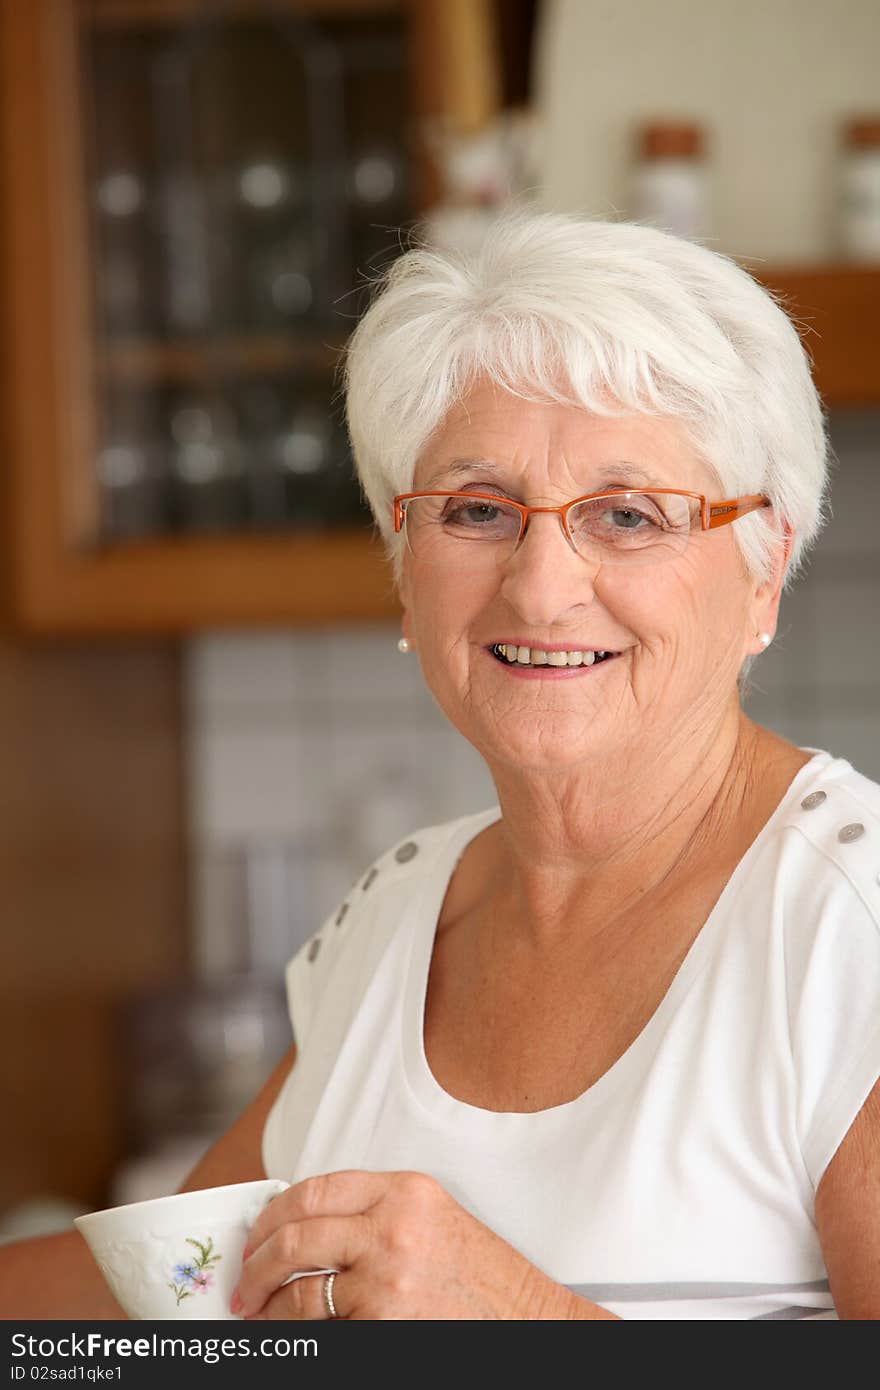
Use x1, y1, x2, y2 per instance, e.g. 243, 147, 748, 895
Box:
490, 643, 619, 668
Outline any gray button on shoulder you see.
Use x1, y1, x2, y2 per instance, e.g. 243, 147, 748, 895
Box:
394, 841, 419, 864
362, 865, 379, 890
801, 791, 827, 810
307, 938, 322, 962
837, 822, 866, 844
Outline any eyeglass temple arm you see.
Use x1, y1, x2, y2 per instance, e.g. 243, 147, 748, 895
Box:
705, 495, 771, 530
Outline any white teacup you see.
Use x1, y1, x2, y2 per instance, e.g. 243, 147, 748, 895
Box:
75, 1178, 310, 1321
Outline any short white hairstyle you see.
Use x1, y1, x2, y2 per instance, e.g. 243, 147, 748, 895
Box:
344, 209, 830, 597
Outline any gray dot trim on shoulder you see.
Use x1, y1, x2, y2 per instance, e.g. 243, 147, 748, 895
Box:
307, 938, 321, 963
394, 840, 419, 863
362, 865, 379, 890
334, 902, 350, 927
800, 791, 827, 811
837, 822, 865, 844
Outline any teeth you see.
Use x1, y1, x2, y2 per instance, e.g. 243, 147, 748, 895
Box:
495, 645, 611, 667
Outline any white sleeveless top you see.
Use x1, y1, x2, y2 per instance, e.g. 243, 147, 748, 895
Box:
263, 750, 880, 1320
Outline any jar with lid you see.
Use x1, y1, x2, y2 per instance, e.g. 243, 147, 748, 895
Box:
630, 121, 710, 242
93, 167, 158, 337
838, 117, 880, 263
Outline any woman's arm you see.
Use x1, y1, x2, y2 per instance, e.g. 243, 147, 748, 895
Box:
0, 1043, 297, 1320
815, 1072, 880, 1319
177, 1042, 297, 1193
0, 1233, 128, 1321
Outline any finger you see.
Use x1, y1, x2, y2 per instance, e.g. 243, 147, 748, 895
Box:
234, 1214, 369, 1318
253, 1269, 348, 1322
230, 1267, 334, 1319
246, 1170, 393, 1253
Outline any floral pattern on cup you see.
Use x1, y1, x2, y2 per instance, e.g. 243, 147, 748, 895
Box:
168, 1236, 222, 1307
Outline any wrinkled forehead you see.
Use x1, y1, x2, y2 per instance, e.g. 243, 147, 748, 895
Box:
413, 384, 719, 497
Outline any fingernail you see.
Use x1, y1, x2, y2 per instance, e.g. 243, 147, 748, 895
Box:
230, 1290, 243, 1314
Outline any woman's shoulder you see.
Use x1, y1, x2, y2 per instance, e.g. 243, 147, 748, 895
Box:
765, 753, 880, 1191
724, 748, 880, 983
773, 750, 880, 921
288, 803, 502, 987
798, 748, 880, 811
335, 802, 503, 920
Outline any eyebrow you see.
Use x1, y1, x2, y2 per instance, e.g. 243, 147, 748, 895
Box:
424, 458, 663, 489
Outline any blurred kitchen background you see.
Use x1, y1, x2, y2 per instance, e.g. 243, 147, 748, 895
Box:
1, 0, 878, 1242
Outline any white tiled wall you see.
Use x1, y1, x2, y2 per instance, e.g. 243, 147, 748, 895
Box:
743, 410, 880, 769
184, 623, 497, 976
535, 0, 880, 262
184, 410, 880, 977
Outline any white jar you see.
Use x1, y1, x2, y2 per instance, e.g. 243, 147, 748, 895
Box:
630, 121, 710, 242
838, 117, 880, 263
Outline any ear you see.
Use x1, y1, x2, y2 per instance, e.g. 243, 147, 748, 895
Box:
747, 522, 795, 655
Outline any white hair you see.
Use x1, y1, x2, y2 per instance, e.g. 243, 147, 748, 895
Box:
343, 209, 830, 602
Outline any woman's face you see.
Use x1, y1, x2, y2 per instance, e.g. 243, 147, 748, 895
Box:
399, 379, 787, 777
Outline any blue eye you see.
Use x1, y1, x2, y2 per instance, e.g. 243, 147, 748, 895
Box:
443, 500, 500, 524
608, 507, 649, 529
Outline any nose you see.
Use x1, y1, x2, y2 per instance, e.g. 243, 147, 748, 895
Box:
519, 506, 581, 556
499, 511, 602, 624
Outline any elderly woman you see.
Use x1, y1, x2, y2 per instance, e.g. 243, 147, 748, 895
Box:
4, 211, 879, 1322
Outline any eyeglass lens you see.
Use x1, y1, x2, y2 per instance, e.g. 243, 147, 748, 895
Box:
402, 492, 701, 566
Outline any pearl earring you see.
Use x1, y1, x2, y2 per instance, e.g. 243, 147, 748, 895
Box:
397, 637, 411, 654
758, 632, 772, 648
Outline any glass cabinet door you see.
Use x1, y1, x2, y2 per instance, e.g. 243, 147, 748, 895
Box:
79, 0, 412, 546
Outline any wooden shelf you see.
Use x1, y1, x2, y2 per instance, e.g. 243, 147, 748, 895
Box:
97, 268, 880, 401
85, 0, 403, 26
101, 334, 346, 385
95, 268, 880, 398
8, 525, 400, 637
751, 263, 880, 407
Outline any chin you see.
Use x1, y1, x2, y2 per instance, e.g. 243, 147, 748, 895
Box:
480, 722, 614, 771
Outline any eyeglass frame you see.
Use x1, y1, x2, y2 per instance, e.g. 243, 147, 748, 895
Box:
392, 488, 772, 560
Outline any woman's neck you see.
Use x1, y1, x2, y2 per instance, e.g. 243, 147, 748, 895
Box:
480, 707, 809, 951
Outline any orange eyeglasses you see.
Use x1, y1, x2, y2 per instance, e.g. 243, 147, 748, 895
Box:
392, 488, 771, 568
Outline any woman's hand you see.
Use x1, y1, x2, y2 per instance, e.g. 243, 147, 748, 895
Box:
230, 1169, 584, 1320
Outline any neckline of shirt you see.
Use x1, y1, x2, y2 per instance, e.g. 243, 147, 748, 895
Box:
400, 747, 842, 1132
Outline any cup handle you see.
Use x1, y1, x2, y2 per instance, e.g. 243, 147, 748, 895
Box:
243, 1179, 290, 1228
246, 1183, 337, 1286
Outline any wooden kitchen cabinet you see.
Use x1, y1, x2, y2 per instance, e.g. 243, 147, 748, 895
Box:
0, 0, 418, 636
750, 263, 880, 408
1, 1, 879, 637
